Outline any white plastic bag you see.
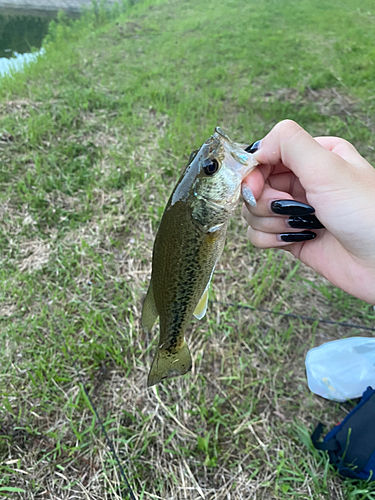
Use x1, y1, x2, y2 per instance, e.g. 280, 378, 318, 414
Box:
305, 337, 375, 402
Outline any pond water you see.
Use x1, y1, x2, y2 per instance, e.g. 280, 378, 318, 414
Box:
0, 14, 50, 77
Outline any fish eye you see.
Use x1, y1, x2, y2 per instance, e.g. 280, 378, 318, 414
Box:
203, 158, 219, 176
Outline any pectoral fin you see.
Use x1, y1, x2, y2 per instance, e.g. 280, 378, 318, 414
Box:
193, 287, 209, 320
141, 280, 158, 334
147, 341, 192, 387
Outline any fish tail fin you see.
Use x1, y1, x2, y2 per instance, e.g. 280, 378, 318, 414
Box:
147, 342, 192, 387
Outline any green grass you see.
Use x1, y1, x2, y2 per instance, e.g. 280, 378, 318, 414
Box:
1, 0, 375, 497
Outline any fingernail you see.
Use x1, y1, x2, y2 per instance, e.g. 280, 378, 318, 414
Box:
288, 215, 325, 229
242, 184, 257, 207
245, 140, 262, 154
271, 200, 315, 216
278, 231, 317, 242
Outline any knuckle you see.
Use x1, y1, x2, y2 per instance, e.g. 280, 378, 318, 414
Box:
275, 119, 301, 135
274, 119, 306, 145
249, 215, 265, 232
246, 227, 269, 249
337, 138, 358, 154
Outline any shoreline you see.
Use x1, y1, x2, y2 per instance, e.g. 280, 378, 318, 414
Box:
0, 0, 116, 18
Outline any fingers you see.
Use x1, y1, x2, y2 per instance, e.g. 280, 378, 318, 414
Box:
242, 200, 320, 247
245, 121, 373, 202
241, 179, 322, 250
246, 225, 317, 248
242, 197, 322, 250
242, 203, 323, 232
314, 136, 374, 171
242, 120, 370, 255
241, 207, 289, 233
242, 180, 316, 221
242, 167, 270, 202
252, 120, 358, 191
245, 225, 287, 249
243, 182, 294, 217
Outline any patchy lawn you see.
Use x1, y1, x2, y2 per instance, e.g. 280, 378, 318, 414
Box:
1, 0, 375, 498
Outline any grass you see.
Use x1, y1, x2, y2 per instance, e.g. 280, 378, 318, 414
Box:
1, 0, 375, 498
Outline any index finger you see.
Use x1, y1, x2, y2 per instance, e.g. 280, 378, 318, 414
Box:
242, 158, 292, 200
314, 136, 373, 170
252, 120, 355, 190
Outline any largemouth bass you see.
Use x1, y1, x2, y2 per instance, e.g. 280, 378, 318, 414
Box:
142, 127, 258, 387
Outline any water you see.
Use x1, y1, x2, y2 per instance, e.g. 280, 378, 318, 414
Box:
0, 14, 50, 77
0, 48, 46, 76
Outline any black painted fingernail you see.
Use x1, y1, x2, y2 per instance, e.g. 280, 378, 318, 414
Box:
271, 200, 315, 216
245, 140, 262, 153
288, 215, 325, 229
279, 231, 317, 242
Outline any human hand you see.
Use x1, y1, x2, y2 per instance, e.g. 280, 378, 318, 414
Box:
242, 120, 375, 304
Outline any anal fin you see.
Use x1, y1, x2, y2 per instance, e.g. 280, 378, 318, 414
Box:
141, 280, 158, 334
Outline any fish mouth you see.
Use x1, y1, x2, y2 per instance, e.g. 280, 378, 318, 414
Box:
215, 126, 231, 141
205, 127, 232, 150
204, 134, 221, 151
212, 127, 258, 177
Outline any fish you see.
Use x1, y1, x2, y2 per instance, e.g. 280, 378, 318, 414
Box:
141, 127, 258, 387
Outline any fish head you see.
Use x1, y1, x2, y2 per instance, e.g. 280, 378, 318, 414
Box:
195, 127, 257, 205
178, 127, 258, 232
